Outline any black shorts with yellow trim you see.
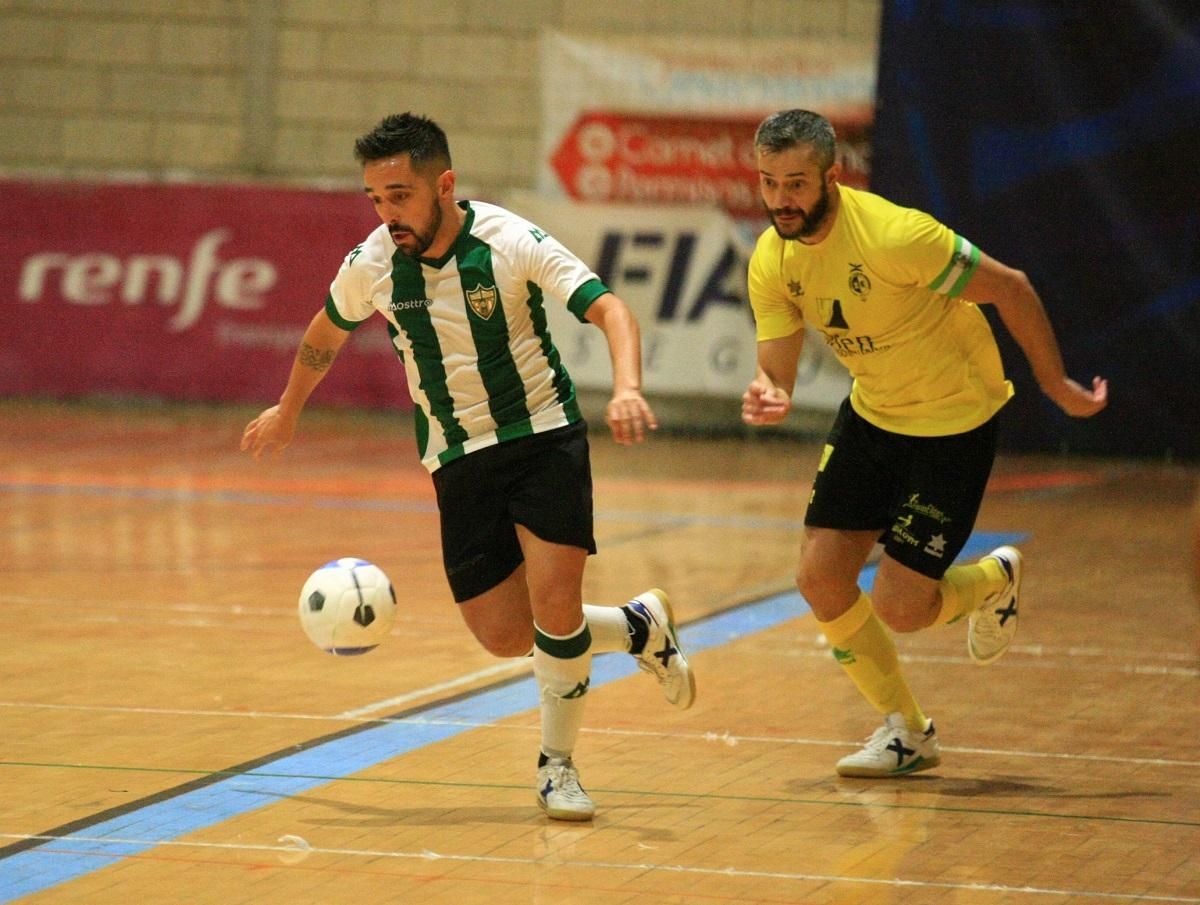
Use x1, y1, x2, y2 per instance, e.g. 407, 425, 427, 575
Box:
804, 398, 999, 580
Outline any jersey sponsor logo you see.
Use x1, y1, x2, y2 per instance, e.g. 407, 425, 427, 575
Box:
818, 297, 850, 330
465, 284, 498, 320
824, 334, 879, 356
816, 297, 890, 359
387, 297, 433, 312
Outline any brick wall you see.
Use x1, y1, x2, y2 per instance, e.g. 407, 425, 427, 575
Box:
0, 0, 880, 195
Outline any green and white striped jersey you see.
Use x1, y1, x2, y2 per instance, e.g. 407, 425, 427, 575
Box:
325, 200, 610, 472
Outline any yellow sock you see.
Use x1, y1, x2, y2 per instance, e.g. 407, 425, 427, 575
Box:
936, 557, 1007, 625
819, 592, 927, 733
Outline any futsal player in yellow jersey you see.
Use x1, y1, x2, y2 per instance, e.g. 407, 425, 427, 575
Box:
743, 109, 1108, 777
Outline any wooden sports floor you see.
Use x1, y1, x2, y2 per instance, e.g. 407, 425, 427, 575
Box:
1, 397, 1198, 905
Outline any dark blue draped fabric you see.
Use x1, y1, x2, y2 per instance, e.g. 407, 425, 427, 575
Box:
871, 0, 1200, 458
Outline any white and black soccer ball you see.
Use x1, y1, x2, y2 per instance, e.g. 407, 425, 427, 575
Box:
297, 558, 396, 655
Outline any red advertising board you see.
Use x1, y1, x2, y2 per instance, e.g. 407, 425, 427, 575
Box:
550, 111, 872, 218
0, 178, 412, 411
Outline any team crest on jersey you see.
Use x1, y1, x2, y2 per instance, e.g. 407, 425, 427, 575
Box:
466, 284, 498, 320
848, 263, 871, 297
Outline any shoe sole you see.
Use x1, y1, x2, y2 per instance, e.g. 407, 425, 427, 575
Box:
538, 798, 595, 821
646, 588, 697, 710
836, 754, 942, 778
968, 546, 1022, 665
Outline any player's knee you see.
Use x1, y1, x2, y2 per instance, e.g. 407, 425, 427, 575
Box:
473, 625, 534, 658
796, 560, 841, 606
872, 588, 937, 633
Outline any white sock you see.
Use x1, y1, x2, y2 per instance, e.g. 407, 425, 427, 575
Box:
534, 619, 592, 759
583, 604, 632, 652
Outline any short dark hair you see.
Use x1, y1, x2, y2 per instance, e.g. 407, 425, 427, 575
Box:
754, 109, 836, 171
353, 113, 452, 170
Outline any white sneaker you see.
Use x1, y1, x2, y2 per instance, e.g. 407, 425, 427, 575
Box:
536, 757, 595, 821
836, 713, 941, 778
968, 545, 1022, 665
626, 589, 696, 709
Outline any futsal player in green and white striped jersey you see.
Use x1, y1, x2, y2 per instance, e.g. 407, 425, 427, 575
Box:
242, 113, 696, 821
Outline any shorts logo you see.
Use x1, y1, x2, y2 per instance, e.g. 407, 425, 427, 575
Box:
923, 533, 948, 558
890, 514, 920, 548
903, 493, 951, 525
466, 284, 498, 320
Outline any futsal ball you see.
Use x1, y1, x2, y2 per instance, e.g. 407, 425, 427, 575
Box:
297, 558, 396, 656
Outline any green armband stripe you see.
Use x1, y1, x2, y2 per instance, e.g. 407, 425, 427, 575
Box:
929, 236, 980, 297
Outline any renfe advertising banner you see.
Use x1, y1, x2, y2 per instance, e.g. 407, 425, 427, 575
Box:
1, 177, 847, 415
0, 179, 410, 410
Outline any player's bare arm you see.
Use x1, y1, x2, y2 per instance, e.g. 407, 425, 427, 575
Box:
240, 309, 353, 459
297, 342, 337, 373
963, 253, 1108, 418
584, 292, 658, 445
743, 331, 804, 426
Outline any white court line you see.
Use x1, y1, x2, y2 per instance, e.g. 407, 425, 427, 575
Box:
783, 641, 1200, 677
0, 595, 289, 616
4, 592, 1195, 662
2, 700, 1197, 769
335, 659, 532, 719
897, 648, 1195, 676
2, 834, 1197, 903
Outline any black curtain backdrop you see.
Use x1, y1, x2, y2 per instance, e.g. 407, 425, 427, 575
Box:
871, 0, 1200, 459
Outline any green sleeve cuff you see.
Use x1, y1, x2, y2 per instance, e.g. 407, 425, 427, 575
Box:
324, 294, 364, 330
566, 278, 612, 323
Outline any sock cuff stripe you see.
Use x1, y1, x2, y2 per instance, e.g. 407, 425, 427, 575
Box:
534, 622, 593, 659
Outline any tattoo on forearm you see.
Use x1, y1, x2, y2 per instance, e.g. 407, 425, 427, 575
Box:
299, 343, 336, 372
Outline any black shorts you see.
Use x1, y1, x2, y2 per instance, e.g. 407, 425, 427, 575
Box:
431, 421, 596, 602
805, 398, 999, 579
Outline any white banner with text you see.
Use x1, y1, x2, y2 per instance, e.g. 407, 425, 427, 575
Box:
507, 191, 849, 411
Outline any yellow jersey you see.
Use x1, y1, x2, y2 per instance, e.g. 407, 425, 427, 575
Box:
748, 185, 1014, 436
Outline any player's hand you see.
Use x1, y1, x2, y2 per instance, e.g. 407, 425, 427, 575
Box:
1047, 375, 1108, 418
742, 379, 791, 425
240, 405, 296, 459
605, 389, 657, 446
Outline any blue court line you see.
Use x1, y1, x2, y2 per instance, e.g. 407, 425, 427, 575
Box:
0, 531, 1020, 900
